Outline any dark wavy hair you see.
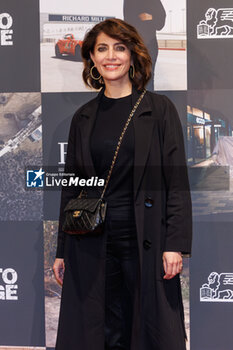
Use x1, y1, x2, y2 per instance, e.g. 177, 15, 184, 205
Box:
81, 18, 152, 90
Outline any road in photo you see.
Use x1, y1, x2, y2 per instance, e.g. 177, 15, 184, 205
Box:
155, 49, 187, 90
41, 43, 91, 92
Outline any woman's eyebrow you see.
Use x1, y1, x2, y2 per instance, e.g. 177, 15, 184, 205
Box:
96, 42, 125, 47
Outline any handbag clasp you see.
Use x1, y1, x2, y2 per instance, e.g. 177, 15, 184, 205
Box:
73, 210, 81, 218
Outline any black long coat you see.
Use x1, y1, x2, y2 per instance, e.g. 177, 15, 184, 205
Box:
55, 86, 192, 350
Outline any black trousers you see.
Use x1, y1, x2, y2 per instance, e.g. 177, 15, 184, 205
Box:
104, 206, 140, 350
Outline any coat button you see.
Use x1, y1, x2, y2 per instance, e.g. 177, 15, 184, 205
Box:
143, 239, 152, 250
144, 197, 153, 208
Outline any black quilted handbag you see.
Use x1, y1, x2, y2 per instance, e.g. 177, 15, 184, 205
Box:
62, 89, 146, 235
62, 194, 107, 235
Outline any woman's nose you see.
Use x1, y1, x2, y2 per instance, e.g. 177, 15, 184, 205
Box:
106, 47, 116, 59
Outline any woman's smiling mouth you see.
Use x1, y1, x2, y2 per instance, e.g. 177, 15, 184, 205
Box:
104, 64, 121, 70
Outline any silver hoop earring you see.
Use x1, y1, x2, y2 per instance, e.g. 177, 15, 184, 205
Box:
90, 66, 101, 80
129, 64, 135, 79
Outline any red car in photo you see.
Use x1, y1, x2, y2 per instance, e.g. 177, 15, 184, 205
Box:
55, 34, 83, 61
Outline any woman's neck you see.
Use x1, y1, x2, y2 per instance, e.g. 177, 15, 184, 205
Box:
104, 81, 132, 99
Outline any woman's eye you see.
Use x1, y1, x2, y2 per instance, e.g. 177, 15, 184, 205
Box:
116, 45, 125, 51
97, 45, 126, 52
97, 47, 106, 52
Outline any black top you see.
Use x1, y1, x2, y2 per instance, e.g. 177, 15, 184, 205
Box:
90, 93, 135, 209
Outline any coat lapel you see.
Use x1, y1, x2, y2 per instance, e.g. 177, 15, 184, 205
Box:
78, 88, 105, 180
78, 86, 154, 199
132, 88, 154, 200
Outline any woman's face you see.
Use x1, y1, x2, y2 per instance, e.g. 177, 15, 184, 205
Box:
90, 32, 132, 85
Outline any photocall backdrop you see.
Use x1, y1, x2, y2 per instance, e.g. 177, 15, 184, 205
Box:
0, 0, 233, 349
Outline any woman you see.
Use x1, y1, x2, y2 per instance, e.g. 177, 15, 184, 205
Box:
53, 18, 192, 350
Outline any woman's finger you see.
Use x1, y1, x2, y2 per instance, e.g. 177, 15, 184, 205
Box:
53, 259, 65, 286
164, 261, 173, 279
163, 252, 183, 279
171, 261, 178, 277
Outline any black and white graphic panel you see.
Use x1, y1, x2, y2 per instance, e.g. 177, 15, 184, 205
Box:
0, 221, 45, 347
187, 0, 233, 89
0, 93, 42, 220
190, 221, 233, 350
0, 0, 40, 92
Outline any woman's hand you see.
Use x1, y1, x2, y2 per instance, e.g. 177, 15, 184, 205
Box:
162, 252, 183, 280
53, 258, 65, 286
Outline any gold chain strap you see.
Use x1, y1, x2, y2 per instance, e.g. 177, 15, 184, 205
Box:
100, 88, 146, 199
